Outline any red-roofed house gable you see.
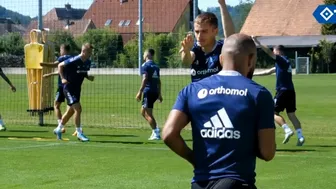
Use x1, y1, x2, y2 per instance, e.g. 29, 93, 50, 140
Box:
241, 0, 323, 36
83, 0, 194, 43
25, 19, 95, 40
43, 4, 87, 21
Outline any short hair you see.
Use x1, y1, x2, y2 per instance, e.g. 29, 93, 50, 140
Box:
194, 12, 218, 28
274, 45, 285, 53
82, 43, 94, 50
60, 44, 71, 52
146, 49, 155, 57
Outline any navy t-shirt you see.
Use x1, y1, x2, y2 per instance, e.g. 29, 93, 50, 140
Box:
172, 71, 275, 184
275, 55, 294, 91
141, 60, 160, 93
57, 55, 72, 87
63, 55, 91, 88
190, 40, 223, 82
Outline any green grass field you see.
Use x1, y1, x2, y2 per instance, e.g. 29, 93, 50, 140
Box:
0, 74, 336, 189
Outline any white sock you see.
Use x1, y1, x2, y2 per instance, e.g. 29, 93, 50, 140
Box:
155, 127, 160, 135
57, 119, 62, 124
296, 129, 303, 138
282, 124, 292, 133
76, 127, 82, 134
57, 123, 64, 130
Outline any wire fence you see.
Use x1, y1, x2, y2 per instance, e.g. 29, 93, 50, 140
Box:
0, 0, 197, 129
0, 0, 270, 129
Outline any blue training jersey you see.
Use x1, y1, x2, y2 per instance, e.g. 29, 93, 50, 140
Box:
190, 40, 223, 82
172, 70, 275, 185
63, 55, 91, 87
141, 60, 160, 93
57, 55, 72, 87
275, 55, 294, 91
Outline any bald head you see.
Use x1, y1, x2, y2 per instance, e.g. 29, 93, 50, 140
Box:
220, 33, 257, 79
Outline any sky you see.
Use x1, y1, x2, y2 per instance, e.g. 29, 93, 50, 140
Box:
0, 0, 242, 18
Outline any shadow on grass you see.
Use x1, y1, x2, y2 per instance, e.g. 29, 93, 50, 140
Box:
7, 130, 49, 133
306, 145, 336, 148
92, 140, 160, 145
276, 149, 316, 153
90, 134, 138, 138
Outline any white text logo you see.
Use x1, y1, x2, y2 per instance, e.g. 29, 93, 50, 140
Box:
197, 87, 248, 99
201, 108, 241, 139
191, 67, 219, 76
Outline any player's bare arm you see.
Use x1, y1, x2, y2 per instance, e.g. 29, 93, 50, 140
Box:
43, 71, 59, 78
84, 73, 94, 81
40, 61, 60, 68
86, 75, 94, 81
157, 79, 163, 103
252, 36, 276, 59
180, 34, 195, 65
162, 110, 194, 167
0, 68, 16, 92
58, 62, 68, 84
136, 73, 148, 102
257, 128, 276, 161
219, 0, 235, 38
254, 67, 276, 76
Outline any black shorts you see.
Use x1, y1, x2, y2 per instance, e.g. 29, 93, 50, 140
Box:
142, 92, 159, 109
274, 90, 296, 113
192, 178, 257, 189
63, 84, 81, 106
55, 86, 65, 103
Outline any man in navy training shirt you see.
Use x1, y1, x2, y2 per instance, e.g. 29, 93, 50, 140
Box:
41, 44, 73, 131
180, 0, 235, 82
53, 43, 94, 142
252, 36, 305, 146
136, 49, 163, 140
0, 67, 16, 131
163, 34, 276, 189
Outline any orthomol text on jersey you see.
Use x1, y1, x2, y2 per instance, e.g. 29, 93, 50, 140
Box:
190, 66, 220, 76
197, 86, 248, 99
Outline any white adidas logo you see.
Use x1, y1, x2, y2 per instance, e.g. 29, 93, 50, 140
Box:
152, 70, 159, 78
200, 108, 241, 139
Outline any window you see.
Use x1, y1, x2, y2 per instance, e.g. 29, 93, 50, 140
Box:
104, 19, 112, 26
136, 17, 144, 25
124, 20, 131, 26
118, 20, 125, 27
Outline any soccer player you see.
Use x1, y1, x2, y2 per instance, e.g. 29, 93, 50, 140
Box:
53, 43, 94, 142
0, 68, 16, 131
41, 44, 73, 128
163, 34, 276, 189
180, 0, 235, 82
252, 36, 305, 146
136, 49, 163, 140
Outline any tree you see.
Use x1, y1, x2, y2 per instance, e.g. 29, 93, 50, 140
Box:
0, 32, 25, 56
318, 39, 336, 73
114, 32, 178, 68
48, 31, 79, 56
115, 37, 138, 68
143, 33, 175, 68
76, 28, 124, 67
234, 0, 254, 32
206, 0, 254, 34
321, 0, 336, 34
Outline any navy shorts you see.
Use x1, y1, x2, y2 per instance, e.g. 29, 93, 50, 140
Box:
142, 92, 159, 109
55, 86, 65, 103
63, 84, 81, 106
192, 178, 257, 189
274, 90, 296, 113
